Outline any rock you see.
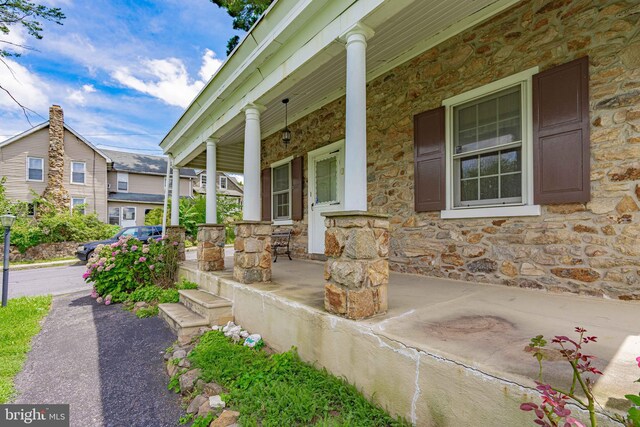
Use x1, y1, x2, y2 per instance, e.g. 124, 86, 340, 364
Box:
202, 381, 225, 396
222, 321, 236, 332
240, 330, 249, 339
179, 369, 201, 394
224, 325, 241, 338
500, 261, 518, 277
324, 283, 347, 314
163, 352, 172, 361
550, 268, 600, 283
573, 224, 597, 233
462, 246, 486, 258
587, 198, 617, 214
521, 263, 544, 276
210, 410, 240, 427
211, 325, 220, 331
173, 349, 186, 359
441, 253, 464, 266
187, 395, 208, 414
209, 395, 226, 409
467, 258, 496, 273
344, 229, 378, 259
616, 195, 639, 214
197, 400, 214, 418
166, 363, 178, 377
178, 359, 191, 368
244, 334, 262, 348
134, 301, 148, 309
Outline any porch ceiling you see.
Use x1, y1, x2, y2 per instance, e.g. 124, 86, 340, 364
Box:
182, 0, 516, 171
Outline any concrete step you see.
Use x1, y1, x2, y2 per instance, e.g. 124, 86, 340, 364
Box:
179, 289, 233, 326
158, 303, 209, 338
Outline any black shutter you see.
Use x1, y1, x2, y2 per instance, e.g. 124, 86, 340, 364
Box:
414, 106, 446, 212
533, 56, 590, 204
261, 168, 271, 221
291, 157, 303, 221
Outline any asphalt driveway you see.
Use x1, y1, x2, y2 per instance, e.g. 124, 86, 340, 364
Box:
12, 291, 183, 427
8, 264, 91, 299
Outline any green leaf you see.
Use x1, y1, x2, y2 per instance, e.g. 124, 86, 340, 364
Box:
625, 394, 640, 406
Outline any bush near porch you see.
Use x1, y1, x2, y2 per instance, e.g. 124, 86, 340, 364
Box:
83, 235, 180, 303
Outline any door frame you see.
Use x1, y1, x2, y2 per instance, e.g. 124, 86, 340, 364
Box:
307, 140, 345, 254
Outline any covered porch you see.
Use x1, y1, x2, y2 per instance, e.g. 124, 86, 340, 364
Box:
176, 254, 636, 426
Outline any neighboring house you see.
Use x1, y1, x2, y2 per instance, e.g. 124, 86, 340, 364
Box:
161, 0, 640, 300
102, 149, 196, 227
193, 171, 243, 202
0, 105, 110, 220
0, 105, 197, 227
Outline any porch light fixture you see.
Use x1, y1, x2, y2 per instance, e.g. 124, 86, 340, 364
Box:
281, 98, 291, 145
1, 214, 16, 307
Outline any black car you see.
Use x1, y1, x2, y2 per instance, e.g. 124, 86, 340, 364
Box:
76, 225, 163, 262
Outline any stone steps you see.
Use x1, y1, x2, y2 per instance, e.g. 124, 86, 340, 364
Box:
179, 289, 233, 325
159, 289, 233, 338
158, 303, 209, 338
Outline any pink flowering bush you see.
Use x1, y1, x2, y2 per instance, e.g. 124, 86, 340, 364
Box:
521, 327, 640, 427
83, 235, 179, 302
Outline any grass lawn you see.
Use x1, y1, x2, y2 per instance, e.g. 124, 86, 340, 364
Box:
0, 295, 51, 403
187, 331, 410, 427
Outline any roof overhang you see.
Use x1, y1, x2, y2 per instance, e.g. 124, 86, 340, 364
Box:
161, 0, 519, 171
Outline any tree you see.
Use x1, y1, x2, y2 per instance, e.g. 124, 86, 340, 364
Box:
1, 0, 65, 121
210, 0, 273, 55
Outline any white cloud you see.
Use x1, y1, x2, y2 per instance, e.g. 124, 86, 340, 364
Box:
0, 59, 50, 111
66, 83, 97, 105
112, 49, 223, 108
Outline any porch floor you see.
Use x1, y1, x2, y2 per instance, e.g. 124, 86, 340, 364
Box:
183, 255, 639, 418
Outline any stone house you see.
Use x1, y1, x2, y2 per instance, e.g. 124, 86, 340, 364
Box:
0, 105, 196, 226
160, 0, 640, 302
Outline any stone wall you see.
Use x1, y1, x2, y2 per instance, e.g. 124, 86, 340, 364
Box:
0, 242, 78, 262
261, 0, 640, 300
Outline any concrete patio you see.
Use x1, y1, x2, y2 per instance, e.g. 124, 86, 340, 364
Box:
178, 256, 637, 426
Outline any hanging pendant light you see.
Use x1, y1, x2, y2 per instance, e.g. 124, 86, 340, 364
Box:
281, 98, 291, 145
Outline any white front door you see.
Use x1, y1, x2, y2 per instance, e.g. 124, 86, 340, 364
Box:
308, 141, 345, 254
121, 206, 137, 227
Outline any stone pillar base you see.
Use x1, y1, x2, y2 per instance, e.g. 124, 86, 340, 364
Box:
233, 221, 272, 283
322, 211, 390, 320
197, 224, 225, 271
165, 225, 186, 261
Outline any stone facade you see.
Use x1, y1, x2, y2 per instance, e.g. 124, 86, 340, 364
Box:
165, 225, 186, 261
233, 221, 272, 283
41, 105, 70, 213
197, 224, 225, 271
261, 0, 640, 300
323, 212, 389, 320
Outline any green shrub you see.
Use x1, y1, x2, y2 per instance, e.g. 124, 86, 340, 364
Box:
84, 236, 179, 299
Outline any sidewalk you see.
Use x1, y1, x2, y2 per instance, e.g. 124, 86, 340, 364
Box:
12, 291, 183, 427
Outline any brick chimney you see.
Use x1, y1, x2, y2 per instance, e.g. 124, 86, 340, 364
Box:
41, 105, 70, 212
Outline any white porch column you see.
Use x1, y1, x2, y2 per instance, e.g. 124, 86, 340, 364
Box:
206, 138, 218, 223
242, 103, 265, 221
171, 165, 180, 225
343, 23, 374, 212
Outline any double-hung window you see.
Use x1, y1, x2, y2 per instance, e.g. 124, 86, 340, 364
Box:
442, 67, 539, 218
272, 162, 291, 221
219, 175, 228, 190
108, 207, 121, 225
71, 161, 86, 184
27, 157, 44, 181
117, 172, 129, 192
71, 197, 86, 214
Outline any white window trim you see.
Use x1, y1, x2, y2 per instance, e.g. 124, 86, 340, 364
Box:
26, 156, 44, 182
441, 67, 540, 219
218, 175, 228, 190
70, 161, 86, 185
122, 206, 136, 222
117, 172, 129, 193
71, 197, 86, 214
200, 174, 207, 187
271, 156, 293, 223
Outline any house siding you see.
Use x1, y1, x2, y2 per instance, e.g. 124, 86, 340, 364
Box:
106, 171, 192, 195
261, 0, 640, 299
0, 127, 108, 221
